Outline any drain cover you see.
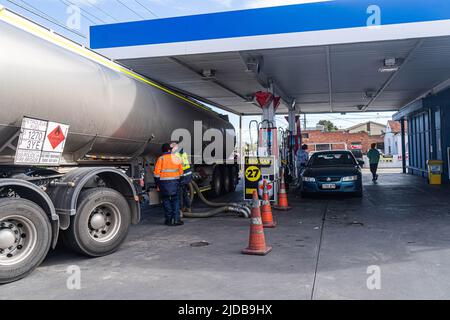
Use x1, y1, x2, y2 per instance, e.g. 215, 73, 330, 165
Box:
190, 241, 210, 247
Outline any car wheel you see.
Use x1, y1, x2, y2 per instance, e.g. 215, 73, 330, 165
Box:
355, 188, 363, 198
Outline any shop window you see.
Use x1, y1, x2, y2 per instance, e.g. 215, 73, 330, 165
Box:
316, 144, 331, 151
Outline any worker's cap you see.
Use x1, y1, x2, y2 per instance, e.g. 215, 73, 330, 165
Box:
161, 143, 172, 152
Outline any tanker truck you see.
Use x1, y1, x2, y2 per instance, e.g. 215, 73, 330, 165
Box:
0, 7, 239, 283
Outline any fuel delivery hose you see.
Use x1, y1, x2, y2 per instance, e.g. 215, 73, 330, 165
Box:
191, 181, 251, 216
182, 206, 248, 219
183, 181, 250, 218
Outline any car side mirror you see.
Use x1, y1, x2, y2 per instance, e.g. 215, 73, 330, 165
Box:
358, 160, 364, 166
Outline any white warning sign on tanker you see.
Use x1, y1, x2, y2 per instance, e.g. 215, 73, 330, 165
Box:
14, 117, 69, 166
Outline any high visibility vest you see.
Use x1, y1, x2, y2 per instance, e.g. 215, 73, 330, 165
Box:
175, 152, 192, 176
154, 153, 183, 181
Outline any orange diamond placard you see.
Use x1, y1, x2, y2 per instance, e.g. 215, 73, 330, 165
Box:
47, 125, 66, 150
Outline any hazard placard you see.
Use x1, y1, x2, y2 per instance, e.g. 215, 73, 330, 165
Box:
15, 117, 69, 166
43, 122, 69, 153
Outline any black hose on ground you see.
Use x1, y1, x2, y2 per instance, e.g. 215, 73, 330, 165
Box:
193, 180, 251, 216
185, 181, 250, 218
182, 206, 248, 218
191, 181, 251, 216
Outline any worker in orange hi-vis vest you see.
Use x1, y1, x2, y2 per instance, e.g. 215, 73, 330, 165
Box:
154, 143, 184, 226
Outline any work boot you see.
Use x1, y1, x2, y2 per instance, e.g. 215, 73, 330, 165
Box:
165, 218, 174, 226
173, 220, 184, 226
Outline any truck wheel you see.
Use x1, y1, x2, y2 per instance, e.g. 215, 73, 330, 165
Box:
63, 188, 131, 257
222, 166, 231, 194
0, 198, 51, 284
229, 166, 238, 192
210, 167, 223, 198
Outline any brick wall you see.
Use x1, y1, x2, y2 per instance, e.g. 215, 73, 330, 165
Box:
302, 130, 384, 154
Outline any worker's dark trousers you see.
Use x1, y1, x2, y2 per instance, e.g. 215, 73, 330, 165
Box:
370, 163, 379, 180
162, 195, 180, 222
180, 184, 191, 209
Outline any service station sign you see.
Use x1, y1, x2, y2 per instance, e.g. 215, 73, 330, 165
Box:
15, 117, 69, 166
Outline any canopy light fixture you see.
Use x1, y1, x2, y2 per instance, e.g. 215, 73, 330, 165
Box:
245, 59, 261, 74
201, 69, 216, 80
365, 90, 376, 99
379, 58, 402, 73
244, 95, 255, 104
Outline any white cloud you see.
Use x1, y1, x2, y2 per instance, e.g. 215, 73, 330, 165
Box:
243, 0, 331, 9
209, 0, 234, 8
56, 0, 104, 7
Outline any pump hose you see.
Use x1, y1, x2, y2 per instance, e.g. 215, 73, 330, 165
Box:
182, 206, 248, 219
190, 181, 251, 216
181, 181, 250, 218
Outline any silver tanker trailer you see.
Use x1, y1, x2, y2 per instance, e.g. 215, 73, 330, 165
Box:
0, 7, 239, 283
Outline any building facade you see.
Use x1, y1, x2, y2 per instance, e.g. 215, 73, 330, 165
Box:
346, 121, 386, 136
394, 87, 450, 183
384, 120, 409, 156
302, 129, 384, 154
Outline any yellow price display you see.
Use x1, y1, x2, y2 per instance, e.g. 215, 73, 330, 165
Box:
245, 166, 261, 182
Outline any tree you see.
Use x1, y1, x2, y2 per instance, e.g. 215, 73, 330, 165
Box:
317, 120, 339, 132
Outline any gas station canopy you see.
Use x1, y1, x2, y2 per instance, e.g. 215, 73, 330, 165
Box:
90, 0, 450, 115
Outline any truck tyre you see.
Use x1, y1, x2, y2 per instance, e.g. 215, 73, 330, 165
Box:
63, 188, 131, 257
222, 166, 231, 194
210, 167, 223, 198
229, 166, 238, 192
0, 198, 51, 284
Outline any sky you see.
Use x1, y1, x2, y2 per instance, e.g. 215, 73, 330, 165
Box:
0, 0, 331, 43
0, 0, 395, 139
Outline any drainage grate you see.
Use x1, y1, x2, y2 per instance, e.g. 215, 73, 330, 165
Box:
190, 241, 210, 247
348, 221, 364, 226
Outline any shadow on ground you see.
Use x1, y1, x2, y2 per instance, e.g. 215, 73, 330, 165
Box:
1, 170, 450, 300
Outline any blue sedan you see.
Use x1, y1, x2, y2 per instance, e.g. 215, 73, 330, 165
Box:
300, 150, 364, 197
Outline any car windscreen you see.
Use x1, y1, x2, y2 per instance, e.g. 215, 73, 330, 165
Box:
309, 152, 356, 167
351, 150, 363, 158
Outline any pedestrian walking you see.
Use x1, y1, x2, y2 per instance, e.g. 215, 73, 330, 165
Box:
367, 143, 381, 182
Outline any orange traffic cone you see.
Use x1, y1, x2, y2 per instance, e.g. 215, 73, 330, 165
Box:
242, 191, 272, 256
261, 181, 276, 228
273, 167, 292, 211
